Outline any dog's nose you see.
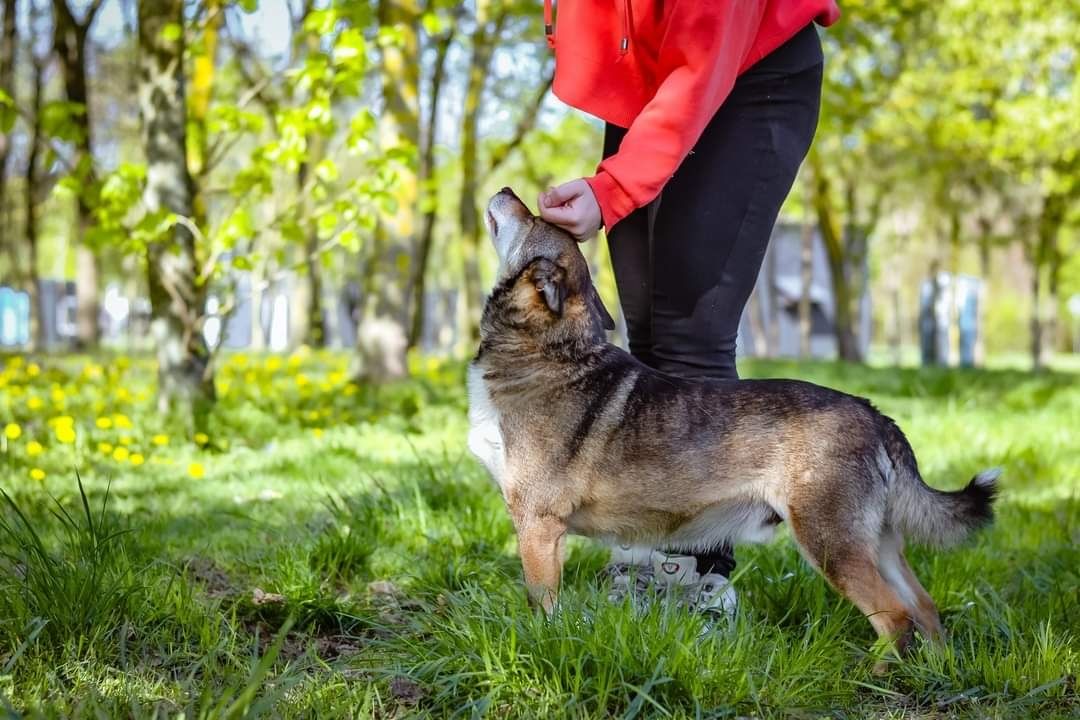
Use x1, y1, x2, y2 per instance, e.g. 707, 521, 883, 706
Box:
498, 186, 520, 201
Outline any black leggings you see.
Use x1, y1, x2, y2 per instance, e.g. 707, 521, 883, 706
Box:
604, 25, 824, 577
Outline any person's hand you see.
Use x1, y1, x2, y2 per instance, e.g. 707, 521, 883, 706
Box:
538, 179, 602, 241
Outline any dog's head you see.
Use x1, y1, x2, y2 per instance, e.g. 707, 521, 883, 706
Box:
484, 187, 615, 339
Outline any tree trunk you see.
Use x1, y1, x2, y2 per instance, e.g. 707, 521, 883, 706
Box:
1031, 192, 1066, 371
811, 164, 861, 362
798, 199, 814, 358
139, 0, 215, 428
0, 0, 15, 224
293, 132, 328, 348
407, 27, 454, 350
54, 0, 103, 347
25, 51, 45, 351
460, 4, 507, 344
353, 0, 420, 383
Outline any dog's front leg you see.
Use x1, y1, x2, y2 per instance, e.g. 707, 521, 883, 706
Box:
514, 514, 567, 615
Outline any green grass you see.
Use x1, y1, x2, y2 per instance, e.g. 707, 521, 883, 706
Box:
0, 351, 1077, 718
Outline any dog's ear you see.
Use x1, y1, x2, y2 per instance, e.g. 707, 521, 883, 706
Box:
530, 258, 567, 316
589, 287, 616, 331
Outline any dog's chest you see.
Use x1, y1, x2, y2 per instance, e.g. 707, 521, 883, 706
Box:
466, 363, 506, 489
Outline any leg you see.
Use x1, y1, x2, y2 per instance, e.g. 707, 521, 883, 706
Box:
515, 514, 567, 615
877, 529, 944, 642
648, 59, 824, 380
788, 509, 915, 660
604, 123, 657, 367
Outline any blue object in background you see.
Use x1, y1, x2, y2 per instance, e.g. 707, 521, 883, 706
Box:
0, 286, 30, 347
957, 277, 979, 368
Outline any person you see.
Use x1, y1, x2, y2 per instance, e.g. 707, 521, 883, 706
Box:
536, 0, 840, 619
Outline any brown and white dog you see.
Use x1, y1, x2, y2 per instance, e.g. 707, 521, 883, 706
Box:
467, 187, 998, 656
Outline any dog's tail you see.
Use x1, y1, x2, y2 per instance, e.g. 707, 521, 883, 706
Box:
879, 415, 999, 547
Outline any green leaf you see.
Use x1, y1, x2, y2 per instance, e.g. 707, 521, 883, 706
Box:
161, 23, 182, 43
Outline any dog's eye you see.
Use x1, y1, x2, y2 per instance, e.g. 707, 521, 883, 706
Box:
487, 211, 498, 236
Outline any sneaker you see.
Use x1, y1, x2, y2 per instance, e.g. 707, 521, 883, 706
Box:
652, 551, 738, 620
604, 544, 655, 606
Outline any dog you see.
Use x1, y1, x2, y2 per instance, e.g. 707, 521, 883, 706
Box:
467, 187, 998, 656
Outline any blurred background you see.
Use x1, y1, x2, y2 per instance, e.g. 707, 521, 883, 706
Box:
0, 0, 1077, 400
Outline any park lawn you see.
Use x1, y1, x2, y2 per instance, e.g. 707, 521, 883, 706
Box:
0, 351, 1077, 719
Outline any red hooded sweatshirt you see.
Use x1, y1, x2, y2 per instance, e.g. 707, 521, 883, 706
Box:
545, 0, 841, 230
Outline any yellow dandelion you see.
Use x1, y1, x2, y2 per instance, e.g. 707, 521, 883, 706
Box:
29, 468, 45, 481
50, 387, 65, 404
98, 442, 114, 455
266, 356, 282, 372
56, 425, 76, 444
52, 415, 74, 427
312, 428, 324, 438
95, 417, 113, 430
4, 422, 21, 440
27, 396, 43, 410
26, 362, 40, 377
118, 435, 132, 446
194, 432, 209, 445
188, 462, 206, 479
129, 453, 145, 466
113, 414, 133, 429
27, 440, 44, 456
295, 373, 310, 388
152, 434, 169, 446
112, 447, 130, 462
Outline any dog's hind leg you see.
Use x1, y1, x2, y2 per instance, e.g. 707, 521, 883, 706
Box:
877, 529, 944, 643
514, 514, 568, 615
788, 507, 915, 664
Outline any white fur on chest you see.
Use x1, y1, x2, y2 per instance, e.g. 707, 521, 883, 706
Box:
467, 363, 506, 489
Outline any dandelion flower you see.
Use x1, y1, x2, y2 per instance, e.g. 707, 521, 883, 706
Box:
27, 396, 43, 410
194, 432, 209, 445
56, 425, 76, 444
27, 440, 44, 456
152, 434, 169, 446
29, 468, 45, 481
99, 442, 114, 455
4, 423, 21, 440
118, 435, 132, 446
112, 447, 130, 462
96, 417, 113, 429
129, 453, 145, 466
27, 363, 40, 377
188, 462, 206, 479
312, 428, 324, 438
113, 414, 133, 429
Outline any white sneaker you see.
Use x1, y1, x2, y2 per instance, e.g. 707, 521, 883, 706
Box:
652, 551, 738, 620
604, 544, 655, 606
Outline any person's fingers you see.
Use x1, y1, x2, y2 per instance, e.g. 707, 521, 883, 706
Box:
539, 203, 579, 225
543, 180, 584, 207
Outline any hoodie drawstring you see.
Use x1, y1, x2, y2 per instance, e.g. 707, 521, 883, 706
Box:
619, 0, 630, 54
544, 0, 555, 48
